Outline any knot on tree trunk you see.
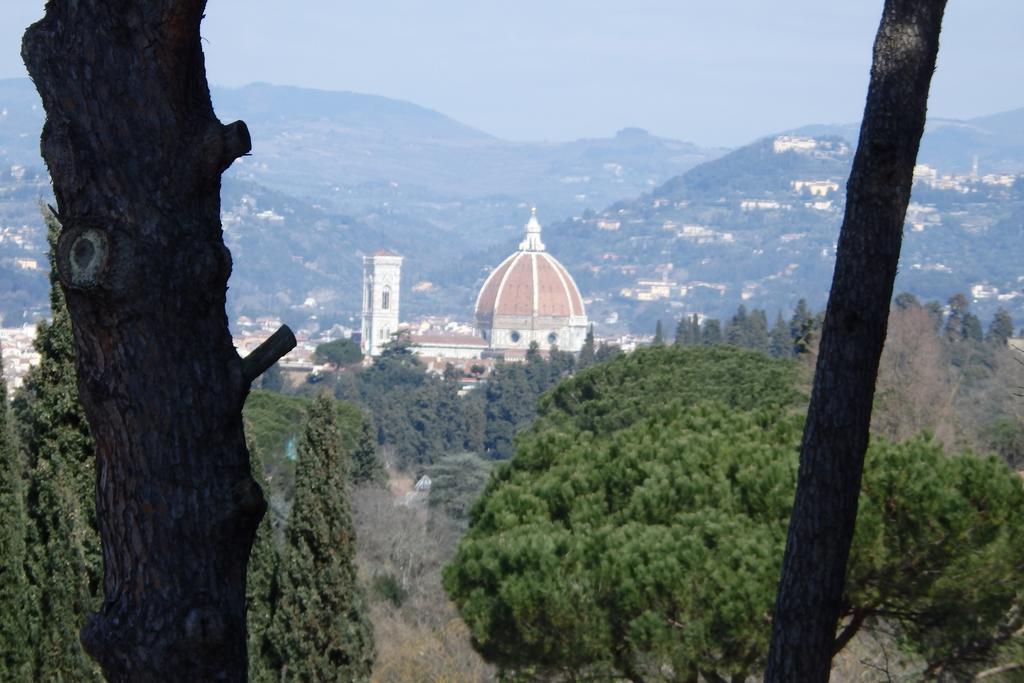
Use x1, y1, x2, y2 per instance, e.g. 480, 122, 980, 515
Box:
57, 224, 111, 290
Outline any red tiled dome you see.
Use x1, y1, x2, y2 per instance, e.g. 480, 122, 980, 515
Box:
475, 211, 585, 323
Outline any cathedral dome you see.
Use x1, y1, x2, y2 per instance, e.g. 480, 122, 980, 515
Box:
475, 209, 588, 352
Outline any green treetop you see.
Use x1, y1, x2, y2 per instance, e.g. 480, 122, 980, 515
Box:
314, 337, 363, 367
425, 452, 494, 532
445, 346, 1024, 681
986, 307, 1015, 345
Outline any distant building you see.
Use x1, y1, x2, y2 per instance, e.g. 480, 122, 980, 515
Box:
361, 250, 403, 357
474, 209, 589, 353
361, 209, 590, 364
791, 179, 839, 196
409, 333, 488, 360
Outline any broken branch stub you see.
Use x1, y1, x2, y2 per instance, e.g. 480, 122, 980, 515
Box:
241, 324, 297, 384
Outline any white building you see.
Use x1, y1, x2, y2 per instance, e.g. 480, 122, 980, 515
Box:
361, 250, 403, 357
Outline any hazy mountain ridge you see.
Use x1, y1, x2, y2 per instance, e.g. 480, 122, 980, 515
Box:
787, 108, 1024, 175
0, 79, 1021, 333
0, 79, 722, 325
215, 82, 720, 223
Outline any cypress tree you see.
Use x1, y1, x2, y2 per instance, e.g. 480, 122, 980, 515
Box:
689, 314, 701, 346
747, 308, 770, 354
269, 395, 374, 681
961, 312, 984, 343
726, 305, 749, 346
595, 342, 624, 364
987, 307, 1015, 345
578, 325, 596, 369
944, 293, 969, 343
769, 312, 792, 358
0, 346, 33, 680
347, 411, 387, 487
12, 208, 101, 680
483, 364, 537, 459
789, 299, 813, 345
701, 318, 723, 346
652, 320, 665, 346
246, 440, 280, 683
674, 316, 692, 346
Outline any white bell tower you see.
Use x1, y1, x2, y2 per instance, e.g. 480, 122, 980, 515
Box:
361, 250, 403, 357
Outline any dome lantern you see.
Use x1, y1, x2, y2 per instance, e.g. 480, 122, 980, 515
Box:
518, 206, 546, 252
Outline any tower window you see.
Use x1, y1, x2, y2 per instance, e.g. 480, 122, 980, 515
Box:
510, 331, 521, 343
381, 286, 391, 310
547, 332, 558, 344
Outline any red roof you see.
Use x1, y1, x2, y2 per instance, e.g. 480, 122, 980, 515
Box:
411, 333, 488, 347
475, 251, 585, 320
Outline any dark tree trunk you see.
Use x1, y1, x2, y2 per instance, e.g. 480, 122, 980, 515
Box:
764, 1, 947, 680
22, 2, 292, 680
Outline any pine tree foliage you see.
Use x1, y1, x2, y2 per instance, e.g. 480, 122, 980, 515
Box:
425, 452, 494, 531
986, 307, 1015, 344
849, 437, 1024, 678
0, 347, 33, 680
11, 208, 101, 680
445, 346, 1024, 681
269, 395, 374, 681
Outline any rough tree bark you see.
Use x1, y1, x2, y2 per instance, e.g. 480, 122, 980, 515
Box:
764, 1, 947, 681
22, 2, 293, 680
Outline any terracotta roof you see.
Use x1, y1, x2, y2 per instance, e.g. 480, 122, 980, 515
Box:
475, 250, 585, 320
371, 249, 400, 257
411, 333, 488, 347
475, 209, 586, 323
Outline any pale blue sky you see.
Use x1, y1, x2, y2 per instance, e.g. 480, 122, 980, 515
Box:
3, 1, 1021, 146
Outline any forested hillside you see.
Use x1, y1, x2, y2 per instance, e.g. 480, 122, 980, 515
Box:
4, 267, 1022, 680
445, 346, 1024, 681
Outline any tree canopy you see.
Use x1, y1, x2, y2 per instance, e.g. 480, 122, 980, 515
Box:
314, 337, 363, 367
267, 395, 374, 681
444, 346, 1024, 681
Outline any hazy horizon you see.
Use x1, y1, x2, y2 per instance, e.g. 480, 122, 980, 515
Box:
2, 2, 1022, 147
